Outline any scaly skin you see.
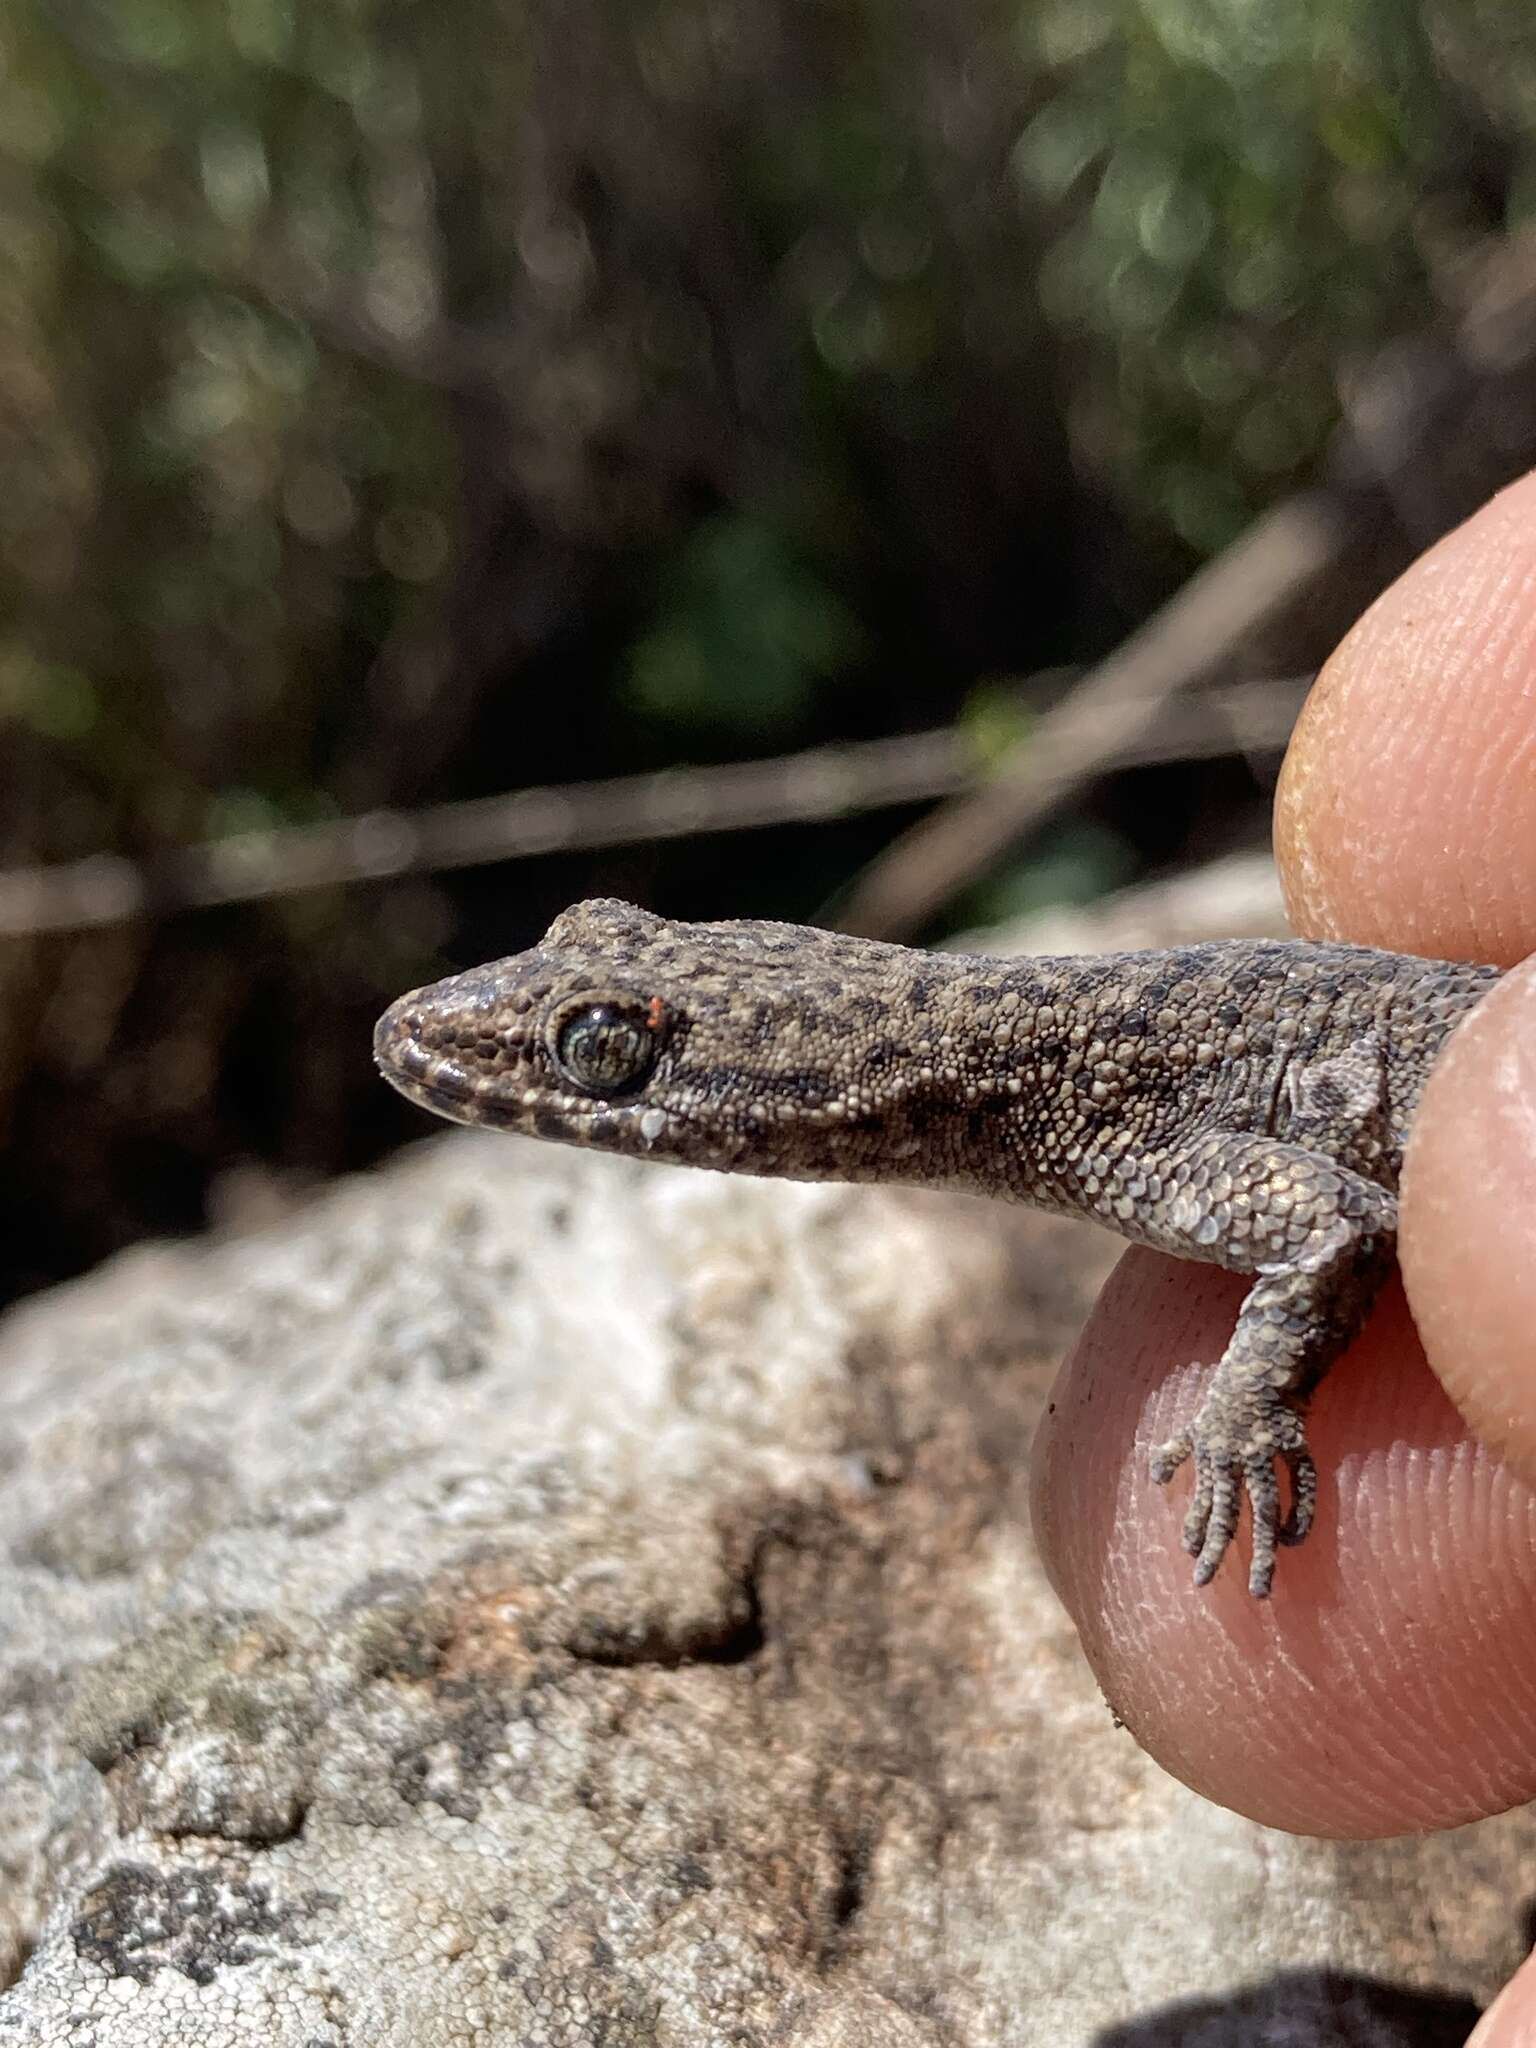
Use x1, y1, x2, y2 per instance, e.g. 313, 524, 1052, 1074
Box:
374, 898, 1499, 1596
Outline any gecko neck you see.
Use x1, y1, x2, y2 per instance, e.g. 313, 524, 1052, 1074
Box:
794, 947, 1111, 1206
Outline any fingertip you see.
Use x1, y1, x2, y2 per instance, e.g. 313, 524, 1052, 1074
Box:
1276, 466, 1536, 964
1032, 1249, 1536, 1837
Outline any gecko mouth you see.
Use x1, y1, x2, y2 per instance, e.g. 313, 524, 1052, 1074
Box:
374, 1047, 507, 1128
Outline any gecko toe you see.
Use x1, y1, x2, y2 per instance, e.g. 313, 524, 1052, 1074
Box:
1191, 1466, 1240, 1582
1180, 1456, 1215, 1558
1276, 1446, 1317, 1546
1244, 1455, 1281, 1596
1149, 1430, 1192, 1486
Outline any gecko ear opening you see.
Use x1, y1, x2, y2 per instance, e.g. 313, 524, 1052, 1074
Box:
546, 992, 665, 1098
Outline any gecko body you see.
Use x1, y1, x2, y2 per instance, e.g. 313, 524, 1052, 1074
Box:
373, 899, 1499, 1595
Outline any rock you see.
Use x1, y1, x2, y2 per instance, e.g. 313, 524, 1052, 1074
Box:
0, 863, 1529, 2044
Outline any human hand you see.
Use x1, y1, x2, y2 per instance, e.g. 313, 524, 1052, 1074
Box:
1029, 465, 1536, 1968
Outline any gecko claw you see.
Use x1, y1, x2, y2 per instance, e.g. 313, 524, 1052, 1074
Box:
1147, 1430, 1191, 1486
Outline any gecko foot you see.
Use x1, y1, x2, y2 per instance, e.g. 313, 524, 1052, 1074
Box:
1150, 1387, 1316, 1598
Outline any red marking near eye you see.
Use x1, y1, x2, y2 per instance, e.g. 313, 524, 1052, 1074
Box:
646, 995, 667, 1033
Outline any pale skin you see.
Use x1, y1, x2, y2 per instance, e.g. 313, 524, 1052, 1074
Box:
1030, 467, 1536, 2039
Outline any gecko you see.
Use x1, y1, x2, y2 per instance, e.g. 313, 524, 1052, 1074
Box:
373, 898, 1500, 1597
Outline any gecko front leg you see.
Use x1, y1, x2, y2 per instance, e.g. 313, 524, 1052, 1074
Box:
1127, 1126, 1397, 1595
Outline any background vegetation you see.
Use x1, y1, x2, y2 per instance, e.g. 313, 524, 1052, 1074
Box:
1, 0, 1533, 1298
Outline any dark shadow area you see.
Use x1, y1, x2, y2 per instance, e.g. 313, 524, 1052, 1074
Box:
1094, 1968, 1481, 2048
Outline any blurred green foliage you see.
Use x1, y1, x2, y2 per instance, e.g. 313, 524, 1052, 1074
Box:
628, 513, 864, 735
0, 2, 1531, 823
1016, 0, 1534, 549
957, 818, 1138, 930
0, 0, 1531, 851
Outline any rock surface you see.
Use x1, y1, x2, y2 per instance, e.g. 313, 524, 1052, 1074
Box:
0, 859, 1530, 2045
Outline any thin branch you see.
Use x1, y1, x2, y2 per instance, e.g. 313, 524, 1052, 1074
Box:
836, 497, 1348, 938
0, 682, 1304, 938
836, 231, 1536, 941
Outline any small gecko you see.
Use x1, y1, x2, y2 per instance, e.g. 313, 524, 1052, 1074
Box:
374, 899, 1499, 1596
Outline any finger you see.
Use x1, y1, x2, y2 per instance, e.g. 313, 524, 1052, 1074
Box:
1275, 465, 1536, 964
1401, 959, 1536, 1489
1468, 1948, 1536, 2047
1030, 1247, 1536, 1837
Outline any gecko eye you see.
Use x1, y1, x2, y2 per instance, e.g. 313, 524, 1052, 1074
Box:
549, 997, 662, 1097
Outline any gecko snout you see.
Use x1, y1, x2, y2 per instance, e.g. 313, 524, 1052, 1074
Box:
373, 990, 431, 1081
374, 967, 534, 1101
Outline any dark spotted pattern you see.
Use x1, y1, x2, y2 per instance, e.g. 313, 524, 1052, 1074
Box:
375, 898, 1501, 1596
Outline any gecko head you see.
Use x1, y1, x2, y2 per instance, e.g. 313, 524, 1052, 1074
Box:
373, 896, 938, 1179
